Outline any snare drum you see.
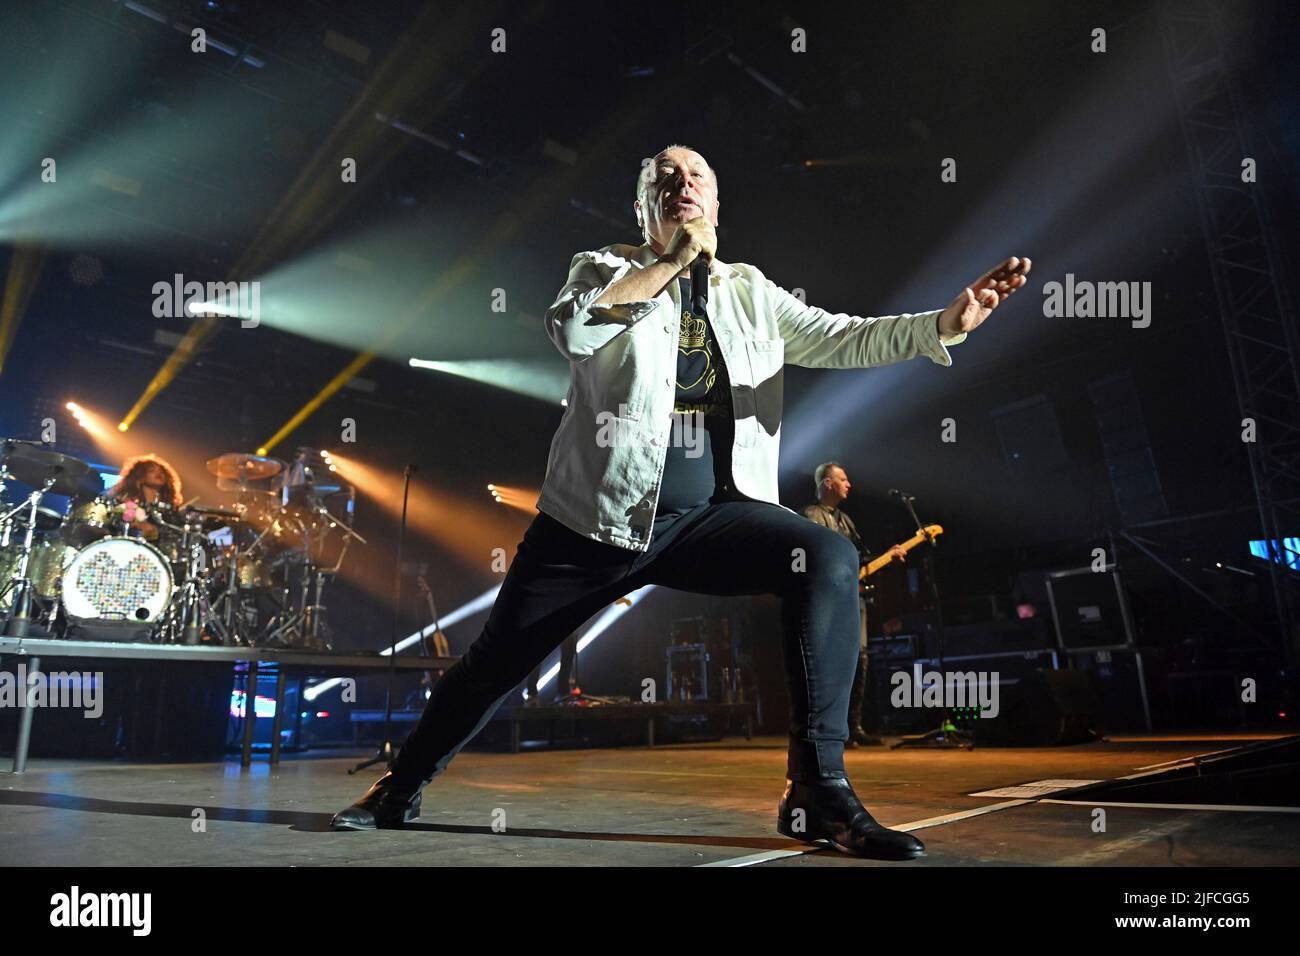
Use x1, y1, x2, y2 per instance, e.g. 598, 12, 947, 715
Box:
61, 536, 174, 625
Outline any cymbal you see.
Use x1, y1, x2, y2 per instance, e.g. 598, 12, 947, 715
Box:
1, 442, 98, 497
206, 453, 285, 481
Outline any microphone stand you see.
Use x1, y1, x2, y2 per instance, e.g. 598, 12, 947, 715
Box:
350, 463, 416, 774
890, 491, 973, 750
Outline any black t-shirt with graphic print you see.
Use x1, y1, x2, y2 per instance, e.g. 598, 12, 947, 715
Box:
653, 277, 736, 525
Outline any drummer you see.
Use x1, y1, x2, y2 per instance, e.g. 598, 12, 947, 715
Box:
107, 454, 184, 541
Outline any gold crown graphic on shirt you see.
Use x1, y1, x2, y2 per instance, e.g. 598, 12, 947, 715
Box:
679, 310, 708, 348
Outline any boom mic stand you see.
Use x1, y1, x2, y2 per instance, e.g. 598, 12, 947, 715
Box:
890, 490, 973, 750
350, 463, 416, 774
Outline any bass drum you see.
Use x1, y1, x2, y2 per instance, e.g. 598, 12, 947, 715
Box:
61, 536, 174, 629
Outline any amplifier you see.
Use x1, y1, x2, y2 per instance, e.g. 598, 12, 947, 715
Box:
1068, 646, 1160, 731
935, 619, 1055, 658
874, 653, 1085, 743
867, 662, 930, 735
1046, 565, 1137, 650
866, 634, 920, 661
965, 669, 1104, 746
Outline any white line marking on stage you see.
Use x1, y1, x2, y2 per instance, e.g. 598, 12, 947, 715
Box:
696, 799, 1034, 867
1040, 798, 1300, 814
697, 849, 810, 867
893, 799, 1037, 830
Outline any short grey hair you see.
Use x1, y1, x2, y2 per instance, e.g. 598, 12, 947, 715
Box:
814, 461, 845, 491
636, 144, 719, 205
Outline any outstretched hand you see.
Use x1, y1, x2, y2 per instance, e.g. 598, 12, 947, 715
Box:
937, 256, 1032, 337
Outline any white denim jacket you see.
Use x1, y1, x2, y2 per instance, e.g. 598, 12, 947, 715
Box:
537, 242, 966, 552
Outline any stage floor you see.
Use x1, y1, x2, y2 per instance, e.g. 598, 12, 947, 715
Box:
3, 733, 1297, 867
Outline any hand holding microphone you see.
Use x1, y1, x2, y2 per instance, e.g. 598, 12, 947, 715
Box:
660, 216, 717, 273
659, 217, 715, 315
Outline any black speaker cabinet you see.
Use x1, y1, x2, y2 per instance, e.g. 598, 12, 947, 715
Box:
968, 669, 1104, 746
1045, 565, 1137, 650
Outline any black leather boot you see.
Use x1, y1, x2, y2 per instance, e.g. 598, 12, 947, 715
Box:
777, 777, 925, 860
330, 771, 423, 831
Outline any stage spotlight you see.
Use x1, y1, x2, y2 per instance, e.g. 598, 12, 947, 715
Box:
65, 402, 126, 443
484, 482, 540, 514
304, 584, 504, 702
530, 587, 656, 694
68, 403, 97, 433
408, 356, 569, 405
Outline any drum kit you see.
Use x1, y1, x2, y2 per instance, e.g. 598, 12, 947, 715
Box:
0, 439, 363, 648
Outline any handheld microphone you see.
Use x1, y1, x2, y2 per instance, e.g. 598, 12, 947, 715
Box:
690, 255, 710, 315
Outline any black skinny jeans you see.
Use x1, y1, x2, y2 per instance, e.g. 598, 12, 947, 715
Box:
389, 497, 862, 786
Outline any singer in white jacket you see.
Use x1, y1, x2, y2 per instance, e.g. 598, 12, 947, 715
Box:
332, 144, 1030, 860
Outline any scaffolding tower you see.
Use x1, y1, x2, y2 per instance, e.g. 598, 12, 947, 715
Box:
1160, 0, 1300, 665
